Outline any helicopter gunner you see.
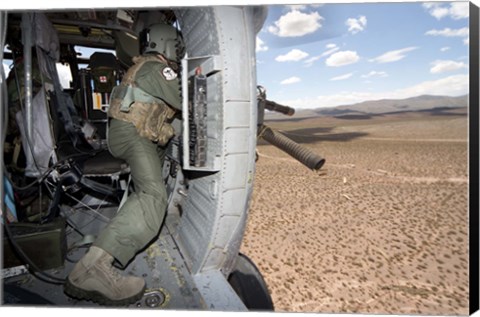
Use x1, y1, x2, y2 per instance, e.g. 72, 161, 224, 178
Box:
64, 23, 184, 306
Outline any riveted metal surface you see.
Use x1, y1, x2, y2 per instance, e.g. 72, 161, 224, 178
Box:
176, 7, 221, 57
174, 6, 259, 278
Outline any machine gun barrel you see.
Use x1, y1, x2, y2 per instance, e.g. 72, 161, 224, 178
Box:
259, 125, 325, 171
264, 100, 295, 116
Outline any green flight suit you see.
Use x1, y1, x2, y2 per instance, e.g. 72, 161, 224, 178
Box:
93, 55, 180, 267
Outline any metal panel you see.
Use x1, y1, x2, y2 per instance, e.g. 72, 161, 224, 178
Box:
175, 6, 258, 278
224, 101, 251, 128
193, 270, 247, 311
225, 127, 250, 154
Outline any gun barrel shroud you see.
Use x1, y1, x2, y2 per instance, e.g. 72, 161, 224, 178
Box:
260, 125, 325, 171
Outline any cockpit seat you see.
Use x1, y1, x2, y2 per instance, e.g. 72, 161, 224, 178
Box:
77, 52, 120, 141
13, 13, 130, 222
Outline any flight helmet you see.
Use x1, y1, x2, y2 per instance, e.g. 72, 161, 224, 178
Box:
141, 23, 185, 61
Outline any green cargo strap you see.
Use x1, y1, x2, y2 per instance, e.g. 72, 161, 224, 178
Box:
111, 85, 166, 112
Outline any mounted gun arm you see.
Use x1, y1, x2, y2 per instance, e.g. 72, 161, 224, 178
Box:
256, 86, 325, 171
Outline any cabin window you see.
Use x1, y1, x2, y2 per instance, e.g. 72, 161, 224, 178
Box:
56, 63, 72, 89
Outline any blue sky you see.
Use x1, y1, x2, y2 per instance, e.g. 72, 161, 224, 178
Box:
2, 1, 471, 110
256, 2, 470, 109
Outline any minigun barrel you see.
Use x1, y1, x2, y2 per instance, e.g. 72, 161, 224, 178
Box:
260, 125, 325, 171
264, 100, 295, 116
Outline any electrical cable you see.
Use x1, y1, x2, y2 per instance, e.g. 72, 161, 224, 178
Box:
2, 12, 125, 287
2, 160, 67, 283
64, 217, 85, 237
65, 244, 91, 263
2, 147, 98, 192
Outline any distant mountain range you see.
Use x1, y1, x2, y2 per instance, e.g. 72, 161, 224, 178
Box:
265, 94, 468, 120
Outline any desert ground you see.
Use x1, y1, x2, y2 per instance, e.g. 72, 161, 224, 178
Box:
240, 108, 470, 315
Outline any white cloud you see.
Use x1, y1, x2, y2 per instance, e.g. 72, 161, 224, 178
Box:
256, 37, 268, 52
275, 49, 309, 62
430, 60, 468, 74
440, 46, 450, 52
425, 27, 469, 37
268, 10, 323, 37
285, 4, 324, 12
423, 2, 469, 20
369, 47, 418, 64
423, 3, 449, 19
361, 71, 388, 79
303, 56, 322, 66
449, 2, 470, 20
397, 74, 468, 97
280, 76, 301, 85
278, 74, 468, 109
325, 50, 360, 67
321, 46, 340, 57
346, 15, 367, 34
304, 56, 321, 65
330, 73, 354, 81
426, 27, 469, 46
286, 5, 308, 11
304, 44, 339, 66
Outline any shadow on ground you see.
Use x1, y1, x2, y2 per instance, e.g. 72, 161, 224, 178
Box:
258, 126, 368, 145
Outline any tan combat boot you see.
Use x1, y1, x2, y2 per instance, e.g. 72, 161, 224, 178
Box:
64, 246, 146, 306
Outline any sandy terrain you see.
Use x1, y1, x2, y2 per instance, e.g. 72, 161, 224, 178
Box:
240, 108, 469, 315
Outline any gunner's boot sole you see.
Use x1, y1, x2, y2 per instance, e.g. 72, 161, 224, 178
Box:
64, 279, 146, 306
